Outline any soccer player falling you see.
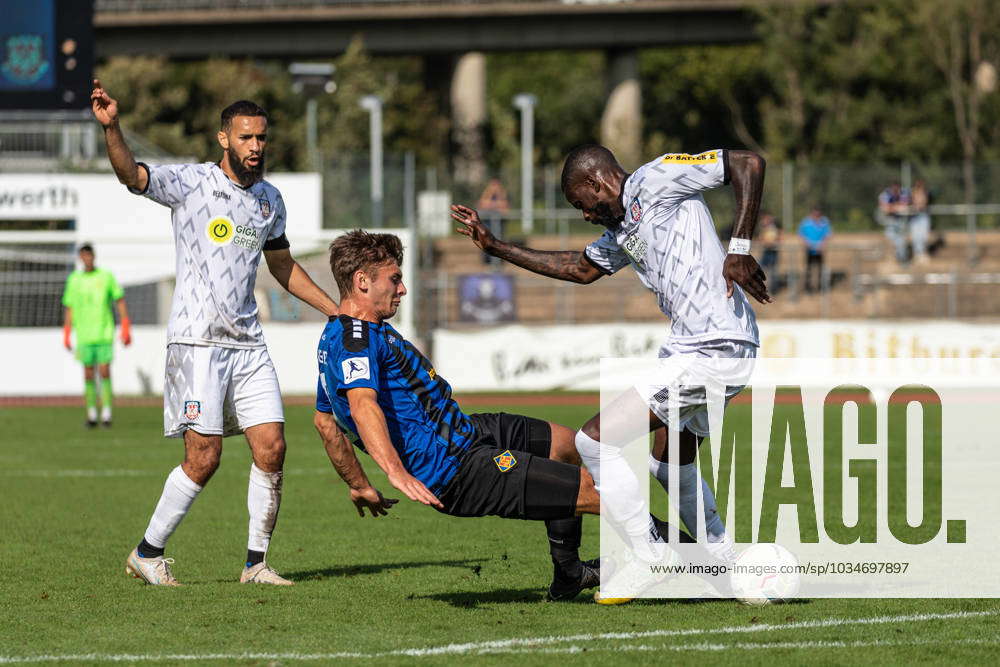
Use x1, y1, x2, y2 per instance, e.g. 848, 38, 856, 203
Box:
61, 242, 131, 428
91, 79, 340, 586
454, 145, 769, 603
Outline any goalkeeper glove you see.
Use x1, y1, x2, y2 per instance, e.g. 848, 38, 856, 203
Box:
120, 316, 132, 346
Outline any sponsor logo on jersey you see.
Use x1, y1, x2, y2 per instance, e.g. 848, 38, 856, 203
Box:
622, 233, 648, 265
207, 216, 234, 244
662, 151, 718, 164
184, 400, 201, 420
342, 357, 370, 384
630, 197, 642, 223
258, 196, 271, 218
212, 190, 231, 201
493, 450, 517, 472
233, 225, 261, 251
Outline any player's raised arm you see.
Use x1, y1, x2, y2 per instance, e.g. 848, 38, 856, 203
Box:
451, 204, 603, 284
91, 79, 147, 193
722, 150, 771, 304
346, 387, 443, 509
313, 410, 396, 518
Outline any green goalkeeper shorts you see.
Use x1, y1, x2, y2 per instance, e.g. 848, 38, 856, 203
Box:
76, 342, 114, 366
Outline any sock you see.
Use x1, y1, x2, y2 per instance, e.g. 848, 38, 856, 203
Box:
546, 516, 583, 578
576, 430, 664, 563
246, 549, 265, 568
142, 465, 203, 550
649, 457, 726, 542
100, 377, 113, 420
84, 379, 97, 418
137, 538, 164, 559
247, 464, 283, 560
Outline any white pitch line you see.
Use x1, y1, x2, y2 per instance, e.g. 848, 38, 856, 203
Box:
0, 610, 995, 664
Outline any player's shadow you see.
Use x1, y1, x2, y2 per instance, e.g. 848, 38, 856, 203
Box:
417, 587, 547, 608
282, 558, 489, 582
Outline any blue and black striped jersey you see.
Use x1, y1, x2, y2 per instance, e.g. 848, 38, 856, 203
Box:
316, 315, 477, 493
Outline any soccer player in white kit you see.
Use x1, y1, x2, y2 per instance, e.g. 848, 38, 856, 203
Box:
453, 144, 769, 602
91, 80, 340, 585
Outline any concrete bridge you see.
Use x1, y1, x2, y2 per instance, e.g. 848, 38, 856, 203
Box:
94, 0, 764, 173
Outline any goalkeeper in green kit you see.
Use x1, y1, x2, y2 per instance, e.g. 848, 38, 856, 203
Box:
62, 243, 132, 427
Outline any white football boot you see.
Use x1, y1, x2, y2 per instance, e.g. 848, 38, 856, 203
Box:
125, 548, 180, 586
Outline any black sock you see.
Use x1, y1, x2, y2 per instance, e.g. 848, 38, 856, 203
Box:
137, 538, 164, 559
246, 549, 265, 568
546, 516, 583, 578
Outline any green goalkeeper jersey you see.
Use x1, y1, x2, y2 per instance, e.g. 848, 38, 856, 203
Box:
62, 268, 124, 345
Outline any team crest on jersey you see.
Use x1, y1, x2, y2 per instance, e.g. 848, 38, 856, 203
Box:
622, 233, 648, 265
258, 196, 271, 218
183, 400, 201, 421
630, 197, 642, 223
493, 450, 517, 473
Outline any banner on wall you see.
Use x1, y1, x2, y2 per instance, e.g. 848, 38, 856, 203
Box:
432, 320, 1000, 392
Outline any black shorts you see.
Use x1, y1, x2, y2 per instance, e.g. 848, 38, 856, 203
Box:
436, 412, 580, 521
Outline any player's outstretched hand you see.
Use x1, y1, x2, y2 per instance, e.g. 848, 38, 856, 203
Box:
723, 253, 772, 304
451, 204, 496, 252
350, 486, 398, 518
387, 470, 443, 509
90, 79, 119, 128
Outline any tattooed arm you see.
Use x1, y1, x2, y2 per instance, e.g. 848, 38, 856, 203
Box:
451, 204, 604, 284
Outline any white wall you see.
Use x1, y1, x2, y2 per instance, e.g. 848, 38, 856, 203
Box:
432, 319, 1000, 392
0, 172, 322, 284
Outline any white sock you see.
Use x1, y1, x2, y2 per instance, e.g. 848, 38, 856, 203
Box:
649, 457, 726, 542
247, 464, 283, 556
576, 430, 663, 563
87, 407, 98, 422
100, 406, 112, 422
143, 465, 203, 549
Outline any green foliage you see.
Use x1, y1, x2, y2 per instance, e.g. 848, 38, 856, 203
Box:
485, 50, 605, 168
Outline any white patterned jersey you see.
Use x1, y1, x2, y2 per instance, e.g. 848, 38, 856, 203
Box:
131, 162, 288, 348
584, 150, 759, 346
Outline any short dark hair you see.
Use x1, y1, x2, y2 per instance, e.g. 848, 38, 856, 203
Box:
220, 100, 268, 130
329, 230, 404, 296
561, 144, 620, 193
77, 242, 94, 253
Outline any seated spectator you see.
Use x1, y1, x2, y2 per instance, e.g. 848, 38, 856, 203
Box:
798, 205, 832, 293
910, 179, 933, 264
878, 181, 912, 263
758, 211, 782, 291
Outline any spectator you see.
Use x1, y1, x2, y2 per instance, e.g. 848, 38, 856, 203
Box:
878, 181, 912, 263
758, 211, 782, 277
798, 205, 832, 293
910, 179, 932, 264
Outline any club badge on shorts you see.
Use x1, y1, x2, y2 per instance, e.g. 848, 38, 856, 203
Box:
184, 400, 201, 421
493, 450, 517, 473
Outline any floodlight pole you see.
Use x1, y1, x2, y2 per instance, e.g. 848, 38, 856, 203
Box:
288, 62, 336, 174
513, 93, 537, 234
360, 95, 384, 228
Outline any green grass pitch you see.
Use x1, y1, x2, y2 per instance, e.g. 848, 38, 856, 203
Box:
1, 402, 997, 665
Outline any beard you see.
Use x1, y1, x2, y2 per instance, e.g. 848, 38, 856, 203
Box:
226, 149, 265, 188
591, 200, 623, 227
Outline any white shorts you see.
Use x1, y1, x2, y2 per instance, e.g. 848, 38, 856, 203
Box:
641, 338, 757, 438
163, 343, 284, 438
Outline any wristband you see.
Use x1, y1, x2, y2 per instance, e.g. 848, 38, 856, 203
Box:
728, 237, 751, 255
